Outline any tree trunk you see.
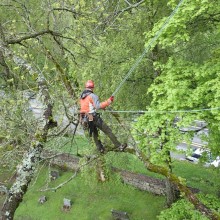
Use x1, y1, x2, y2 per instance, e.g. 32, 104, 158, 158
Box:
165, 151, 180, 207
0, 51, 56, 219
1, 145, 43, 220
165, 178, 180, 207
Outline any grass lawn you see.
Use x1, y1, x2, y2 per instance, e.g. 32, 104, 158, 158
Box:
173, 160, 220, 195
3, 135, 220, 219
45, 135, 91, 156
14, 167, 165, 220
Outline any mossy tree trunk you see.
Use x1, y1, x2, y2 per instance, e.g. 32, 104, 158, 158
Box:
0, 48, 57, 219
165, 150, 180, 207
165, 178, 180, 207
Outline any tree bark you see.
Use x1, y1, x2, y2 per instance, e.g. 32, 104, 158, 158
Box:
0, 24, 12, 84
0, 49, 56, 219
1, 145, 43, 220
164, 150, 180, 207
0, 50, 11, 82
165, 178, 180, 207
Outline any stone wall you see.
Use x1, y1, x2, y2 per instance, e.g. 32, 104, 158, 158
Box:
42, 151, 168, 195
117, 169, 166, 195
42, 151, 80, 170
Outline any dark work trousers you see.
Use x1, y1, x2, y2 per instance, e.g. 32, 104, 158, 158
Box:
90, 114, 121, 151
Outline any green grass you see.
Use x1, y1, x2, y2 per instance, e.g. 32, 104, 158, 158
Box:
14, 167, 165, 220
173, 160, 220, 195
45, 135, 91, 156
107, 152, 220, 195
5, 135, 220, 219
106, 152, 166, 179
14, 153, 220, 220
106, 150, 220, 195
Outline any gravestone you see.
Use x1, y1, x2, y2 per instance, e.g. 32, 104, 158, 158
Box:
50, 170, 59, 181
111, 209, 130, 220
63, 198, 71, 211
38, 195, 47, 204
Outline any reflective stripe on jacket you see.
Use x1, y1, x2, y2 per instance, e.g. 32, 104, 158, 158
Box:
80, 89, 111, 113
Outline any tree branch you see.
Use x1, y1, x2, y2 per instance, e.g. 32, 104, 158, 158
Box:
5, 30, 56, 44
115, 0, 145, 15
39, 155, 96, 192
52, 7, 78, 17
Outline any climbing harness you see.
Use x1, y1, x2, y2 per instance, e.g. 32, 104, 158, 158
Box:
112, 0, 185, 97
80, 114, 89, 130
80, 112, 102, 136
80, 113, 92, 135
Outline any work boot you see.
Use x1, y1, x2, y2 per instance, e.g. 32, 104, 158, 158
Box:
118, 143, 127, 152
99, 146, 105, 153
97, 141, 105, 153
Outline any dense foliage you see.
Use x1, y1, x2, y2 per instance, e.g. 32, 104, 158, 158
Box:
0, 0, 220, 219
134, 0, 220, 163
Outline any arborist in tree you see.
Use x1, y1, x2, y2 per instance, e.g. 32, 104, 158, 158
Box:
79, 80, 126, 153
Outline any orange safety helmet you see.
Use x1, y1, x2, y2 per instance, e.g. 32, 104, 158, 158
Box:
85, 80, 95, 88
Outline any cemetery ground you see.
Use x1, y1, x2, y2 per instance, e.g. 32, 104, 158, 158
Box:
0, 135, 220, 220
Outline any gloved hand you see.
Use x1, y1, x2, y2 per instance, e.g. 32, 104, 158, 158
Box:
109, 96, 114, 102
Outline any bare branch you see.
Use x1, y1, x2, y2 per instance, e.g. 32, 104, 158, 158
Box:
39, 155, 97, 192
52, 35, 76, 62
124, 0, 132, 6
0, 4, 14, 7
40, 169, 78, 192
52, 7, 78, 16
5, 30, 54, 44
115, 0, 145, 15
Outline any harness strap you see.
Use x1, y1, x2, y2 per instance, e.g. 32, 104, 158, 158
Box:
80, 113, 97, 136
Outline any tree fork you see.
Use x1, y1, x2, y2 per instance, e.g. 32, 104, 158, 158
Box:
41, 45, 76, 99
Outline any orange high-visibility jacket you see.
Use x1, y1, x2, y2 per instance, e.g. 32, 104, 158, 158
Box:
80, 90, 111, 114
